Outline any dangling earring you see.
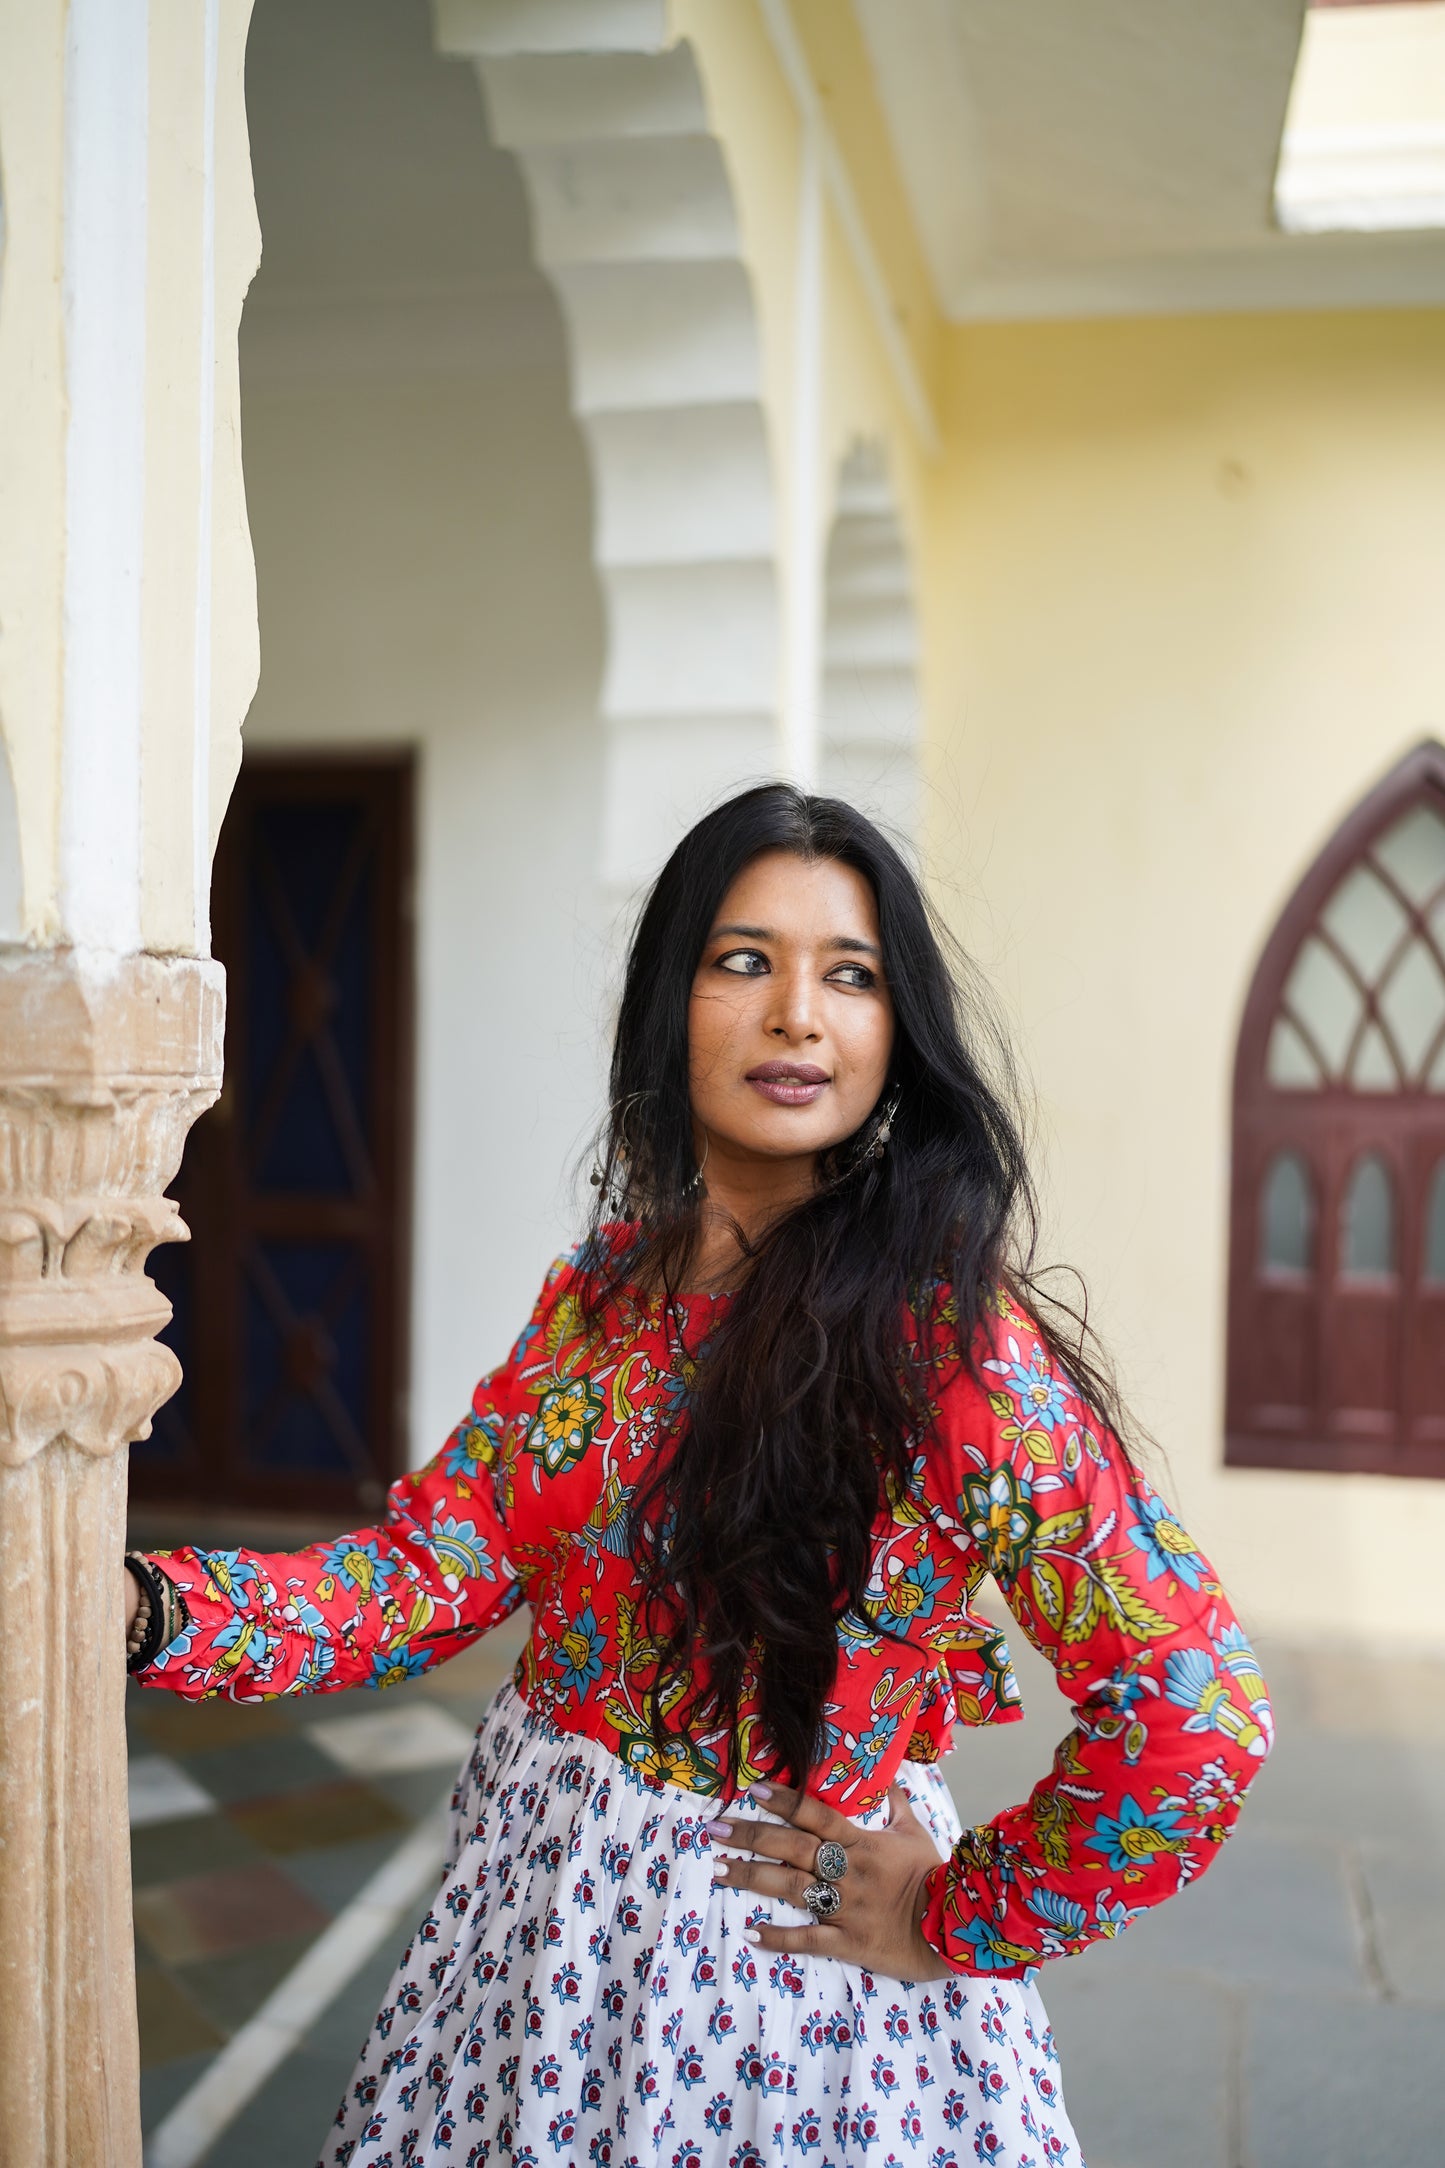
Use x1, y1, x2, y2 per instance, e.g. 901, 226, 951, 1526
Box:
591, 1093, 647, 1216
687, 1128, 710, 1202
860, 1085, 901, 1165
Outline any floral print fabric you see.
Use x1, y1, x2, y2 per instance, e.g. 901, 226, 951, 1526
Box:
142, 1247, 1272, 1979
322, 1682, 1083, 2167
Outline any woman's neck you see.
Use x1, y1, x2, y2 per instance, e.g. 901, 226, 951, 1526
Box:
678, 1144, 817, 1292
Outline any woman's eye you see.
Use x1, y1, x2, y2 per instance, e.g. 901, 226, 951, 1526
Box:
716, 949, 770, 976
827, 963, 876, 989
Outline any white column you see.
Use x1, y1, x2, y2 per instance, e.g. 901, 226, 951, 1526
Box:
782, 125, 825, 791
59, 0, 150, 953
0, 3, 260, 2158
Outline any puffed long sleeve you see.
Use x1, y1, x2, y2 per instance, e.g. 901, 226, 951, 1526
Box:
916, 1295, 1273, 1974
134, 1287, 550, 1702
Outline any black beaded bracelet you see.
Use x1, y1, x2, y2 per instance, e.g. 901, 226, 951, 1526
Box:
125, 1552, 187, 1674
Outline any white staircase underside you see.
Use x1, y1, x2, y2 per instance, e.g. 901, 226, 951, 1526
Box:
821, 445, 920, 845
435, 1, 781, 895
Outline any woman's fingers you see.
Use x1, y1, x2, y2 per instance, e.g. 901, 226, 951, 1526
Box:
712, 1853, 814, 1905
710, 1781, 955, 1983
747, 1782, 855, 1843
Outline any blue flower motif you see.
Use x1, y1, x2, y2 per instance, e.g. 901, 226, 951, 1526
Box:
444, 1410, 504, 1480
199, 1550, 263, 1603
879, 1555, 949, 1626
427, 1513, 496, 1587
1127, 1493, 1205, 1589
1085, 1793, 1189, 1874
840, 1711, 899, 1781
294, 1638, 336, 1690
553, 1605, 606, 1701
953, 1917, 1038, 1973
1093, 1662, 1158, 1716
1093, 1890, 1145, 1933
1163, 1645, 1228, 1728
318, 1536, 397, 1601
1026, 1889, 1087, 1938
214, 1614, 267, 1662
370, 1642, 431, 1689
982, 1340, 1071, 1432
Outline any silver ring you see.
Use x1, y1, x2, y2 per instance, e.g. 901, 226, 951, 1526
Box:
814, 1840, 848, 1884
803, 1879, 842, 1922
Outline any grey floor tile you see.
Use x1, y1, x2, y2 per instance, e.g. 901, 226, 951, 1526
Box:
367, 1763, 459, 1822
140, 2048, 216, 2134
1097, 1827, 1367, 1996
198, 2044, 355, 2168
1044, 1961, 1235, 2168
1241, 1987, 1445, 2168
174, 1930, 320, 2036
1356, 1841, 1445, 2006
279, 1830, 407, 1915
299, 1937, 407, 2062
131, 1808, 264, 1890
180, 1731, 339, 1806
1244, 1730, 1445, 1852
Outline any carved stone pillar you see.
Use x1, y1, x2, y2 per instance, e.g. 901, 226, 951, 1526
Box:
0, 949, 223, 2168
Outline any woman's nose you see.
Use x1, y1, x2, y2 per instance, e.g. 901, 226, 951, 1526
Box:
765, 970, 821, 1041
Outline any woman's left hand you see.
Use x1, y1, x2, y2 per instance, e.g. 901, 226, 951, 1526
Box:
708, 1781, 958, 1982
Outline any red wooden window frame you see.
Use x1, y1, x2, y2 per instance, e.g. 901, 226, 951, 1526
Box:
1226, 742, 1445, 1479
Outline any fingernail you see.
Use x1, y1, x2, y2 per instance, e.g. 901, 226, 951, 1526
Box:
748, 1784, 773, 1801
704, 1819, 732, 1839
712, 1861, 730, 1879
744, 1929, 762, 1945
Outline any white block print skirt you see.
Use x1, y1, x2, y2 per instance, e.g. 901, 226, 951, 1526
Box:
322, 1683, 1083, 2167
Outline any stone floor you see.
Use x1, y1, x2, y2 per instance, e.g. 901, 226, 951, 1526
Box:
127, 1595, 1445, 2168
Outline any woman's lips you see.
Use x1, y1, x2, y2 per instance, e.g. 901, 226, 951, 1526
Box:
744, 1062, 831, 1107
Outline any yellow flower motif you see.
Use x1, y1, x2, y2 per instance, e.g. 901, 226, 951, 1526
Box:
528, 1376, 605, 1475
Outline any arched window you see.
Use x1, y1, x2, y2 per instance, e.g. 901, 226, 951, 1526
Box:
1227, 742, 1445, 1478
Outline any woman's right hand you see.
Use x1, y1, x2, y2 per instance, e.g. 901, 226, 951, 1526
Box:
124, 1566, 143, 1634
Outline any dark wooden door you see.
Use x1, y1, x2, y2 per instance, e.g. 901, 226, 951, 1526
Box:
133, 755, 414, 1519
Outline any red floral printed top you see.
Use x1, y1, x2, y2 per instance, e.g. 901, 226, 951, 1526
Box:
140, 1244, 1272, 1976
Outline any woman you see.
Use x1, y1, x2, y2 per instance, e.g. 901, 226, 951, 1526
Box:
125, 786, 1272, 2168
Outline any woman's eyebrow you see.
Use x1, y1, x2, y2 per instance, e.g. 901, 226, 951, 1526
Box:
708, 921, 881, 960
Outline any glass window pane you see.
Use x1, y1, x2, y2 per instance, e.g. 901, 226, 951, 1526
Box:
1352, 1020, 1400, 1093
1372, 803, 1445, 908
1281, 936, 1362, 1077
1266, 1016, 1324, 1089
1425, 1162, 1445, 1284
1376, 941, 1445, 1083
1260, 1151, 1314, 1272
1321, 863, 1408, 983
1341, 1153, 1395, 1277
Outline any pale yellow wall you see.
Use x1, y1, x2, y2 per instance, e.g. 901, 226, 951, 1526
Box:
921, 308, 1445, 1652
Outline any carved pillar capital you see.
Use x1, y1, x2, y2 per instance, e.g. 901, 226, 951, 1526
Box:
0, 947, 223, 2167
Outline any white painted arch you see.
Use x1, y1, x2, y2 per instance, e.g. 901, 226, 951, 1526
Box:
819, 442, 920, 844
433, 0, 782, 895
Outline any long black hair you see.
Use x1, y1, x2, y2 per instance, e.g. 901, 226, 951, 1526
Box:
581, 783, 1129, 1793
